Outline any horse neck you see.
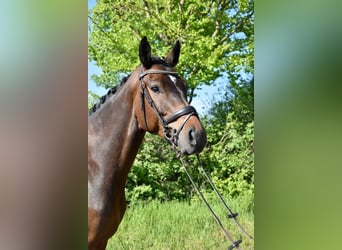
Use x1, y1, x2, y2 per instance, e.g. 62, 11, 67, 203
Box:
88, 72, 145, 187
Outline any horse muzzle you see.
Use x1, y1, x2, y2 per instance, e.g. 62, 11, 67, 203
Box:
177, 119, 207, 155
163, 106, 206, 155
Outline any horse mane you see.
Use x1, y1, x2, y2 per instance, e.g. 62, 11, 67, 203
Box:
88, 74, 131, 116
151, 56, 171, 67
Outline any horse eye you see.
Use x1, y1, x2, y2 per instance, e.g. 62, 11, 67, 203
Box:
151, 86, 160, 93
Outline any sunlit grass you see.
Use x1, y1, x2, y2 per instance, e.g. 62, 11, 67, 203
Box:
106, 193, 254, 249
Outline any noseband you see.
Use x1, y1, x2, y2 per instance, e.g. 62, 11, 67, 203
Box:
139, 66, 198, 149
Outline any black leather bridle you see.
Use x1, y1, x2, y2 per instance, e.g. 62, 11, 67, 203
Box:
139, 66, 198, 148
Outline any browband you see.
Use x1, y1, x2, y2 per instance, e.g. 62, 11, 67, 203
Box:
139, 70, 178, 80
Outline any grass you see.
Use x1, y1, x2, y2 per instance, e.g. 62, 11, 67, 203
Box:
106, 193, 254, 249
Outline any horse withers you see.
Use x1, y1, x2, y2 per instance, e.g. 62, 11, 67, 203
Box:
88, 37, 206, 249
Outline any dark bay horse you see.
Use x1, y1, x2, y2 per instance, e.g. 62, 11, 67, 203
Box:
88, 37, 207, 249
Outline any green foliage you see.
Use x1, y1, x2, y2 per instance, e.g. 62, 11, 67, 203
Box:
200, 76, 254, 198
88, 90, 100, 110
125, 115, 254, 203
88, 0, 254, 98
208, 77, 254, 127
125, 134, 192, 203
207, 114, 254, 197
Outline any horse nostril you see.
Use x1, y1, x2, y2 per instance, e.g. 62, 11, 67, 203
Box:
189, 128, 197, 146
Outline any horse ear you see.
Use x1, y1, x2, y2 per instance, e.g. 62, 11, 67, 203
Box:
166, 40, 181, 67
139, 36, 152, 68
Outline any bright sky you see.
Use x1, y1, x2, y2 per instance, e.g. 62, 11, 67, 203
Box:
88, 0, 222, 116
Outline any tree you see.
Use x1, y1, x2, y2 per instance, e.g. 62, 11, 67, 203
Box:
88, 0, 254, 101
207, 77, 254, 128
202, 77, 254, 198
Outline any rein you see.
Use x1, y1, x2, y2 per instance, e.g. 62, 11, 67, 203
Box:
180, 155, 254, 250
139, 65, 253, 249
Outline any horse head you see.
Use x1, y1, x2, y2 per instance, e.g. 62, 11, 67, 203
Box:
135, 37, 206, 155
